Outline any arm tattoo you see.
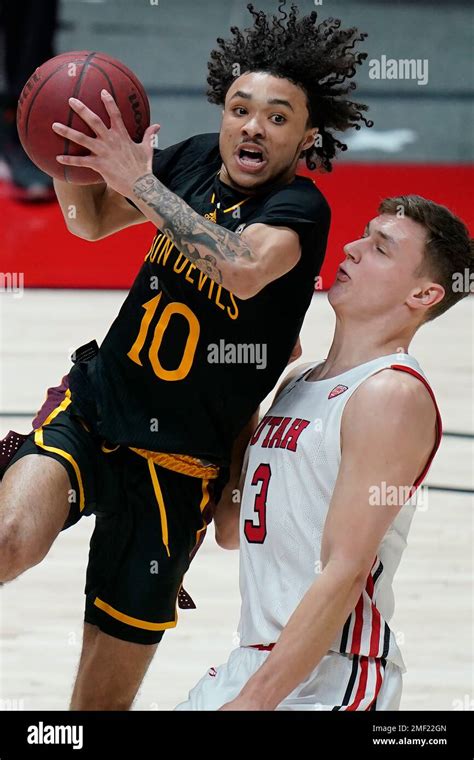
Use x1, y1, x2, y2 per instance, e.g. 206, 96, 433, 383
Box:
132, 173, 256, 287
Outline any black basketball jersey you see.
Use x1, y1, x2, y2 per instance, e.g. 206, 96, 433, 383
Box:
68, 133, 330, 465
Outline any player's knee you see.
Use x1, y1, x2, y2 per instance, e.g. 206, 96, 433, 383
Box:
0, 516, 24, 581
0, 513, 39, 582
71, 689, 135, 711
87, 697, 132, 711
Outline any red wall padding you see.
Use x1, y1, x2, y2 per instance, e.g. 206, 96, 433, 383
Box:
1, 164, 472, 290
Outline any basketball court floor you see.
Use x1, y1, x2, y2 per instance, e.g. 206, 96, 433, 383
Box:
0, 288, 472, 711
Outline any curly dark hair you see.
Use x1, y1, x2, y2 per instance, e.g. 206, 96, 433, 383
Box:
207, 1, 373, 172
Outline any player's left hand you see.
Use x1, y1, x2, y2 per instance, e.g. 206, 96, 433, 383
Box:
52, 89, 160, 197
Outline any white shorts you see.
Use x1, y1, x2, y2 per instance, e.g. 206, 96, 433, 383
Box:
175, 647, 403, 711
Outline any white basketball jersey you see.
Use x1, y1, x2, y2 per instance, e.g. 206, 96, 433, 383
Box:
237, 352, 442, 670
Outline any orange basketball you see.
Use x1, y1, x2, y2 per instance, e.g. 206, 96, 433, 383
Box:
16, 50, 150, 185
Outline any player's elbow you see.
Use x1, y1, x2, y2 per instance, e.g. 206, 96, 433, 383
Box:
67, 222, 102, 242
214, 519, 240, 549
215, 527, 240, 549
230, 265, 264, 300
234, 285, 259, 301
215, 533, 240, 550
323, 555, 371, 591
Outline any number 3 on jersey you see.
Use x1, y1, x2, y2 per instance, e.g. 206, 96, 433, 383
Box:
244, 463, 271, 544
127, 292, 200, 381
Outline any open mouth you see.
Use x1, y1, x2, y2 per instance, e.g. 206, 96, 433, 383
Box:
238, 147, 265, 165
234, 145, 268, 173
337, 265, 351, 281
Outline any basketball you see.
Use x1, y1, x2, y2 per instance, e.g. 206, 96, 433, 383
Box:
16, 51, 150, 185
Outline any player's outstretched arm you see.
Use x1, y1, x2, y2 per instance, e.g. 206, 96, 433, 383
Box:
219, 370, 438, 710
53, 91, 302, 299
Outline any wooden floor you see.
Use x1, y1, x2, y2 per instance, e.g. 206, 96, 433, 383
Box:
0, 290, 472, 711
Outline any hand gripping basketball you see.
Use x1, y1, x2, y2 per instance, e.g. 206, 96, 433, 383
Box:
52, 90, 160, 196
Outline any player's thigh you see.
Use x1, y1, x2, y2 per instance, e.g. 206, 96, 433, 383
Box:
0, 452, 71, 562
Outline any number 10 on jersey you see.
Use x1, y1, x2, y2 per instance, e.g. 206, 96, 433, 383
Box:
127, 293, 200, 381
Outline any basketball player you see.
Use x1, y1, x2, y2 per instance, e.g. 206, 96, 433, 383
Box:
176, 196, 473, 710
0, 6, 372, 709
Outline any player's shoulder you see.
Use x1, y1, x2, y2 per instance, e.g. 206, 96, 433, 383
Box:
293, 174, 328, 201
347, 366, 437, 428
266, 174, 330, 222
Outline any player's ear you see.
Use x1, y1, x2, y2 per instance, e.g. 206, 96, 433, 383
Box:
301, 129, 318, 151
407, 282, 445, 313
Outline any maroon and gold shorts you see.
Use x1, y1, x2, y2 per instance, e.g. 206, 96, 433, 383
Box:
2, 381, 221, 645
